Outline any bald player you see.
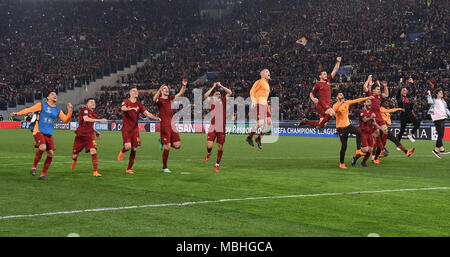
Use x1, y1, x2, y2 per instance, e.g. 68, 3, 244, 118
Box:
246, 69, 272, 149
297, 57, 342, 131
333, 92, 372, 169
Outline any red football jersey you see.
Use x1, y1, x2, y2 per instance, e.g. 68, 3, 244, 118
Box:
121, 99, 146, 132
156, 96, 175, 127
209, 97, 227, 132
76, 107, 97, 136
358, 108, 375, 134
366, 91, 382, 113
311, 75, 332, 108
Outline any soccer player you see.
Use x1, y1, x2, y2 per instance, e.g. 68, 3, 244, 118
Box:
351, 99, 383, 167
11, 91, 73, 180
363, 76, 389, 157
70, 98, 108, 177
246, 69, 272, 149
376, 100, 415, 160
297, 57, 342, 130
117, 87, 160, 174
396, 77, 421, 143
203, 82, 232, 173
153, 79, 187, 173
333, 92, 372, 169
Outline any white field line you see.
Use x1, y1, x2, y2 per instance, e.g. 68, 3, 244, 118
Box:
0, 187, 448, 220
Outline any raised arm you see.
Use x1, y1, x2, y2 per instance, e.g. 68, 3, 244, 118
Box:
363, 75, 372, 93
218, 82, 232, 98
11, 102, 42, 117
174, 78, 188, 99
330, 57, 342, 79
58, 103, 73, 123
427, 90, 434, 104
381, 81, 389, 98
204, 83, 218, 100
153, 86, 163, 103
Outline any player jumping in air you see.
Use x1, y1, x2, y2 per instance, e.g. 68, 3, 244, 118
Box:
117, 87, 160, 174
11, 91, 73, 180
153, 79, 187, 173
70, 98, 108, 177
352, 99, 383, 167
333, 92, 372, 169
203, 82, 232, 172
246, 69, 272, 149
297, 57, 342, 131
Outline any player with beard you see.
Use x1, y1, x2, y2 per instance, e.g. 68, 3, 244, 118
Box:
153, 79, 187, 173
333, 92, 372, 169
297, 57, 342, 131
352, 99, 383, 167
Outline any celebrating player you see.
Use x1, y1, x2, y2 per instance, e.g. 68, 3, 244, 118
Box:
333, 92, 372, 169
70, 98, 108, 177
117, 87, 160, 174
153, 79, 187, 173
376, 100, 415, 161
363, 76, 389, 158
11, 91, 73, 180
246, 69, 272, 149
203, 82, 232, 173
297, 57, 342, 131
351, 99, 382, 167
396, 77, 421, 143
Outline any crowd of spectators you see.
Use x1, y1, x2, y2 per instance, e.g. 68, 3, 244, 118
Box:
1, 0, 448, 122
95, 0, 449, 122
0, 0, 201, 110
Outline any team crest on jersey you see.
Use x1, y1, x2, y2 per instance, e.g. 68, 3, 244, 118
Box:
46, 107, 51, 113
84, 110, 88, 114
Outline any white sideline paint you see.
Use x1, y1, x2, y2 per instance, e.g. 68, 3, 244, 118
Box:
0, 187, 448, 220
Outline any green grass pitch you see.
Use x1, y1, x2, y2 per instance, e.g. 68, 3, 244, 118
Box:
0, 129, 449, 237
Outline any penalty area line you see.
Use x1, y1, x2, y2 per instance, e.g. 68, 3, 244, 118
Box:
0, 187, 449, 220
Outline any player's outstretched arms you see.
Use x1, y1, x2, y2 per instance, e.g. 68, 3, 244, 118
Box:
175, 78, 188, 99
144, 110, 161, 121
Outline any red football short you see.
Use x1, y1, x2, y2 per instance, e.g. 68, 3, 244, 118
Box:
33, 132, 56, 151
73, 135, 96, 154
122, 128, 141, 147
361, 132, 374, 148
207, 131, 225, 144
317, 102, 330, 119
160, 125, 181, 144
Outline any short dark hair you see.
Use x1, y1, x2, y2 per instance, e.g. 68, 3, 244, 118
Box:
86, 98, 94, 103
129, 86, 138, 91
44, 90, 56, 98
434, 88, 443, 97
